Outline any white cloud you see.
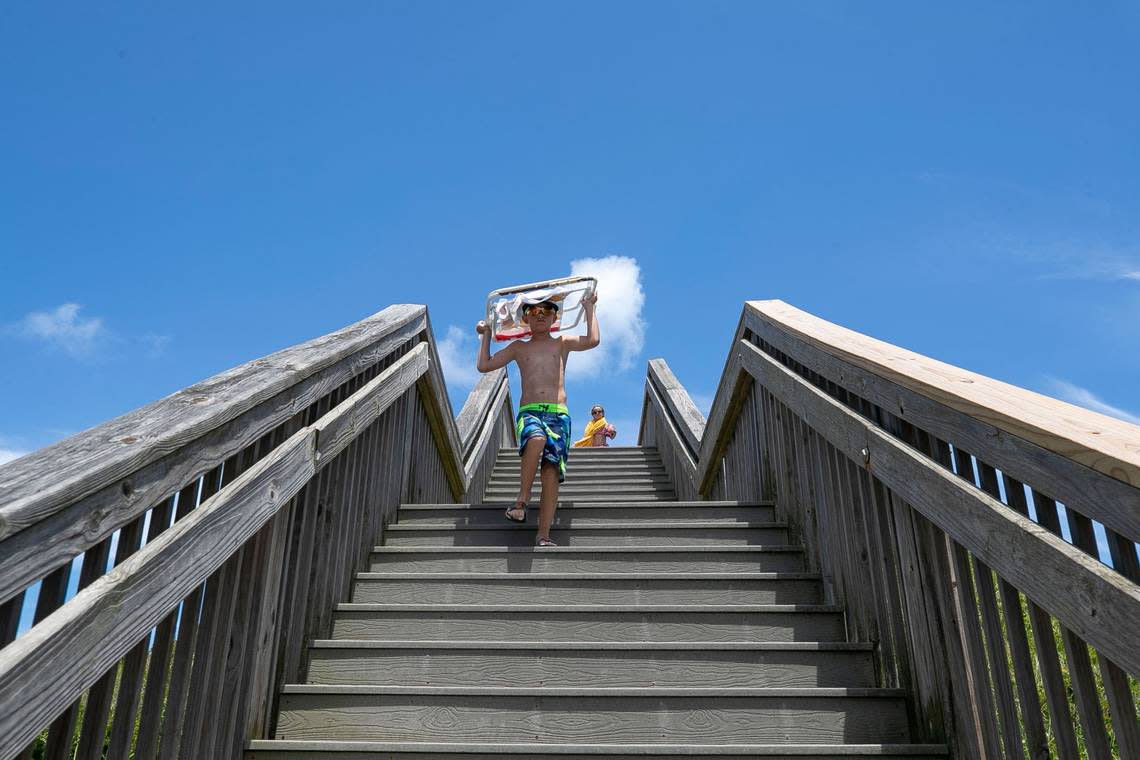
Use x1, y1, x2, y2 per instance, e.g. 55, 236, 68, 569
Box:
13, 303, 105, 358
437, 325, 481, 389
1122, 271, 1140, 282
0, 435, 29, 466
0, 448, 28, 466
565, 255, 647, 380
1044, 377, 1140, 426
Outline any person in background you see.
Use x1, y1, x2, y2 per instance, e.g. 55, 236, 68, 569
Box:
573, 405, 616, 448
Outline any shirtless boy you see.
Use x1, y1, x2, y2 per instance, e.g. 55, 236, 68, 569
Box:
475, 292, 600, 546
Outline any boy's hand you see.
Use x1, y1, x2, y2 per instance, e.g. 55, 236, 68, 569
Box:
476, 321, 489, 335
582, 292, 598, 310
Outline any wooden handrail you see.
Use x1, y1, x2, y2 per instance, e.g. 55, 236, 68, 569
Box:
0, 306, 513, 760
640, 300, 1140, 754
747, 299, 1140, 490
737, 337, 1140, 676
0, 430, 318, 757
0, 304, 425, 540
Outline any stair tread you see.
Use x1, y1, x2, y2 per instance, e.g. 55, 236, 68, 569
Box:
280, 684, 907, 697
249, 740, 949, 754
336, 603, 841, 612
402, 502, 772, 508
354, 572, 818, 579
386, 522, 786, 531
309, 640, 872, 650
372, 545, 802, 554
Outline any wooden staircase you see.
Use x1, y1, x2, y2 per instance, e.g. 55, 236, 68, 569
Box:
247, 446, 947, 759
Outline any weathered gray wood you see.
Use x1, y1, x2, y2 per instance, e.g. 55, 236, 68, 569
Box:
305, 643, 874, 688
647, 359, 706, 455
697, 357, 754, 496
105, 496, 177, 759
274, 689, 911, 744
0, 429, 316, 759
414, 365, 467, 501
746, 299, 1140, 490
1099, 655, 1140, 758
455, 368, 508, 453
1027, 601, 1079, 758
314, 344, 429, 468
734, 339, 1140, 677
0, 304, 424, 541
744, 304, 1140, 545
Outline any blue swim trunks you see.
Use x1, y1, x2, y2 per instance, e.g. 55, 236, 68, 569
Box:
516, 403, 572, 482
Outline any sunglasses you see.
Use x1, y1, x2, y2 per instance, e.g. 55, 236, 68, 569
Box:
525, 305, 555, 317
591, 409, 604, 415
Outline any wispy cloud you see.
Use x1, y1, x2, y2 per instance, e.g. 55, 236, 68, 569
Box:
565, 255, 647, 380
437, 325, 481, 389
0, 435, 30, 466
1043, 377, 1140, 425
12, 303, 106, 358
1027, 246, 1140, 284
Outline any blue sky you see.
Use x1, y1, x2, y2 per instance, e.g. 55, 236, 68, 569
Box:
2, 1, 1139, 466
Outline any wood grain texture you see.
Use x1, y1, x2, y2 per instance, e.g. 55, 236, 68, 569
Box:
647, 359, 706, 455
0, 429, 316, 759
744, 306, 1140, 546
736, 338, 1140, 677
0, 304, 424, 541
305, 646, 873, 688
314, 344, 429, 468
747, 299, 1140, 490
455, 369, 509, 455
348, 575, 820, 606
330, 608, 845, 642
275, 692, 910, 744
368, 547, 806, 574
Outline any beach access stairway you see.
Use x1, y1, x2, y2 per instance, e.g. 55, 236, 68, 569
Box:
1, 301, 1137, 759
248, 445, 946, 758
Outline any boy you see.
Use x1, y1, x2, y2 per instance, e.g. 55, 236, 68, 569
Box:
475, 292, 600, 546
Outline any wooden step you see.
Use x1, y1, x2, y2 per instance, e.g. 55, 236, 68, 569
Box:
329, 604, 845, 642
394, 503, 776, 526
349, 572, 822, 605
381, 523, 789, 547
272, 686, 912, 744
488, 475, 674, 487
484, 484, 677, 496
305, 640, 873, 688
248, 740, 949, 759
493, 463, 669, 473
481, 493, 679, 504
368, 546, 806, 573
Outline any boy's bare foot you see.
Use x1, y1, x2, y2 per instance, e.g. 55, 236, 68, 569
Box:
505, 501, 527, 523
536, 536, 557, 547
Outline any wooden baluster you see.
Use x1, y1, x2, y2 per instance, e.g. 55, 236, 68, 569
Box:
943, 447, 1002, 758
1061, 509, 1117, 760
158, 472, 220, 760
970, 462, 1028, 759
916, 518, 985, 757
1100, 527, 1140, 756
135, 479, 201, 760
0, 591, 23, 646
104, 496, 177, 759
75, 513, 146, 759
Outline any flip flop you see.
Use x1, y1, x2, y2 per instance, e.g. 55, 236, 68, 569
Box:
504, 501, 528, 523
536, 536, 558, 547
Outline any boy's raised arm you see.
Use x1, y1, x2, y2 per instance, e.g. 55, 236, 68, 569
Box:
475, 321, 515, 372
565, 293, 600, 352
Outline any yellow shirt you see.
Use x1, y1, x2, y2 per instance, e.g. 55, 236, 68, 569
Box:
573, 416, 610, 448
